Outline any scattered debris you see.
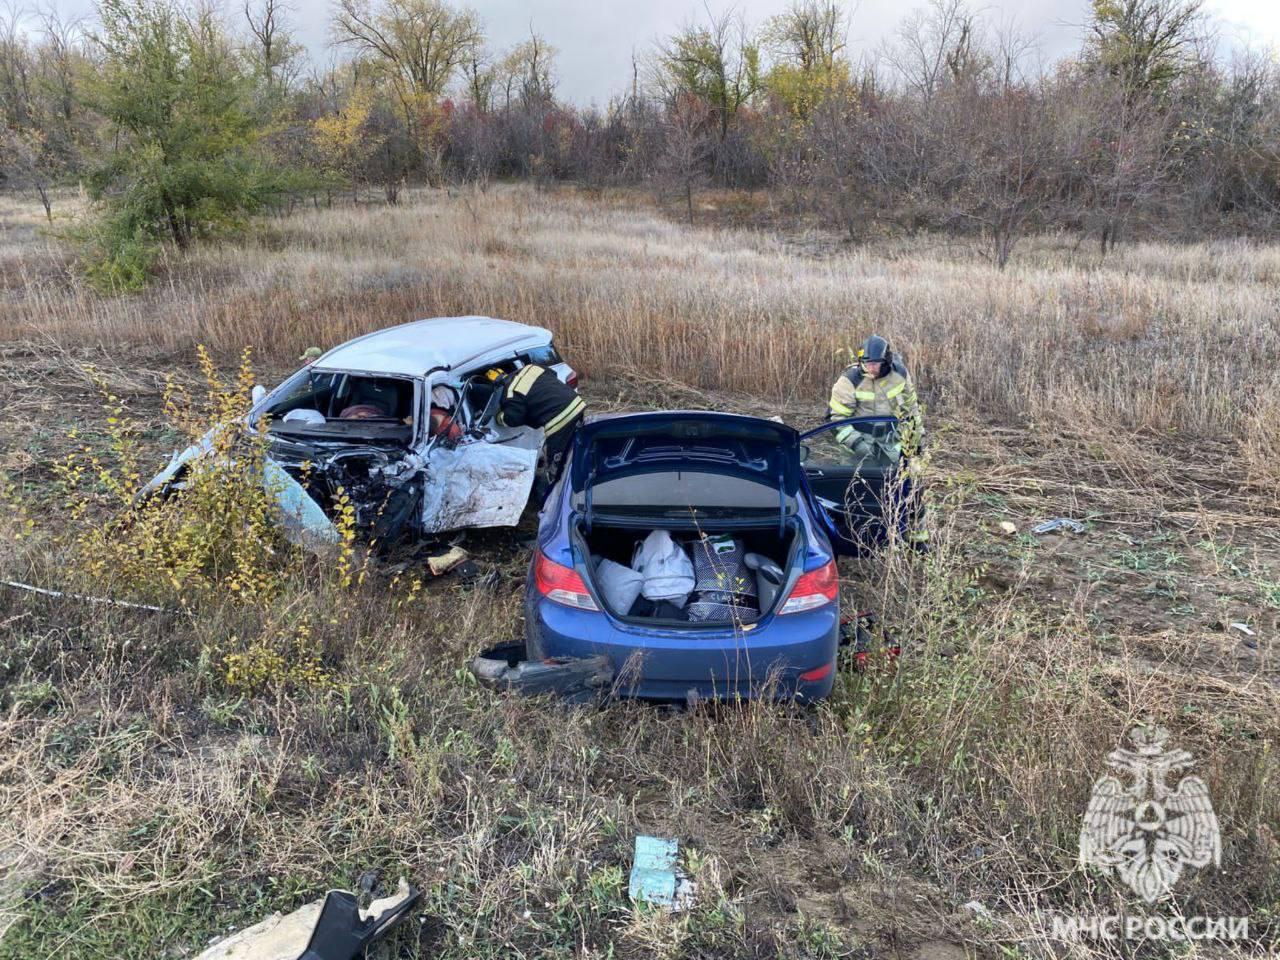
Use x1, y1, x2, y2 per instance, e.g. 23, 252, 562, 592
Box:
1229, 622, 1256, 637
839, 610, 901, 671
960, 900, 993, 922
196, 877, 420, 960
628, 836, 695, 911
1031, 518, 1086, 535
469, 642, 613, 702
997, 521, 1018, 535
459, 565, 502, 590
1, 579, 173, 614
426, 545, 470, 576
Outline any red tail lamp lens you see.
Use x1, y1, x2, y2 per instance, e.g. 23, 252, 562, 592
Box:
534, 551, 598, 611
779, 561, 839, 614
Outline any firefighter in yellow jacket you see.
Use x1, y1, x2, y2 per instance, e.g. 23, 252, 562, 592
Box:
486, 364, 587, 501
827, 334, 928, 548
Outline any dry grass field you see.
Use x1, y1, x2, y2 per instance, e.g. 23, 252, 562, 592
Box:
0, 185, 1277, 958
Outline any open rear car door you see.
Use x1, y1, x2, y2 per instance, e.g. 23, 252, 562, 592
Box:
798, 416, 910, 556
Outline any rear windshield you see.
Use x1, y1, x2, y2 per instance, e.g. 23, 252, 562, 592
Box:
520, 343, 563, 366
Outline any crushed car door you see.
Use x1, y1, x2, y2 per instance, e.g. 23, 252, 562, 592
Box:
419, 377, 539, 534
798, 417, 908, 556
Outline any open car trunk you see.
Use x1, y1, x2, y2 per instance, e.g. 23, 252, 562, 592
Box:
577, 519, 799, 624
568, 412, 811, 625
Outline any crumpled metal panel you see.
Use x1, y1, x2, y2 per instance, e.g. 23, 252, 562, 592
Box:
140, 428, 339, 549
262, 459, 340, 548
420, 440, 537, 533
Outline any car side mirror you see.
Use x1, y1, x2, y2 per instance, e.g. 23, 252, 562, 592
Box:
799, 444, 811, 464
251, 385, 266, 406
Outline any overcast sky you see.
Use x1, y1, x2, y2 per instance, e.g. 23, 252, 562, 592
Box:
47, 0, 1280, 105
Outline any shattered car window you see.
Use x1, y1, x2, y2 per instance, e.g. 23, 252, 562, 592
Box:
263, 369, 339, 419
264, 371, 417, 443
265, 370, 414, 422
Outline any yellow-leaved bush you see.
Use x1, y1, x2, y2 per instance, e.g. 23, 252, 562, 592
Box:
48, 347, 356, 693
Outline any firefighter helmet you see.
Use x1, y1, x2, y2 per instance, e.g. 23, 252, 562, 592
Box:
857, 334, 892, 371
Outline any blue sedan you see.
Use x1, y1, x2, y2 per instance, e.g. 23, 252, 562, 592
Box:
523, 411, 909, 701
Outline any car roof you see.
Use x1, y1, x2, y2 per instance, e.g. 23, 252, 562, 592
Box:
313, 316, 551, 377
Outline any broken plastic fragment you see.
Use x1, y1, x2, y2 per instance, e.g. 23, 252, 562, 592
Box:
1229, 622, 1256, 637
426, 545, 470, 576
629, 836, 695, 911
263, 460, 340, 548
1031, 518, 1086, 535
195, 877, 420, 960
470, 642, 612, 702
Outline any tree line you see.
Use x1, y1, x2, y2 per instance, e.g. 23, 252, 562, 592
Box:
1, 0, 1277, 287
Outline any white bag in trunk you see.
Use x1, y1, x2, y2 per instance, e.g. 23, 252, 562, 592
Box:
633, 530, 695, 607
595, 558, 645, 613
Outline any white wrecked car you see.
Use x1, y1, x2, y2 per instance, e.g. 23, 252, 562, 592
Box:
142, 317, 578, 547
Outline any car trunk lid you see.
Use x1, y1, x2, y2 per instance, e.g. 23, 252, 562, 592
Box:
571, 412, 801, 534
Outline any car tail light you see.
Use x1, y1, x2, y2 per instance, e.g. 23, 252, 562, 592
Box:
778, 560, 838, 615
534, 551, 598, 610
798, 661, 834, 682
566, 372, 580, 388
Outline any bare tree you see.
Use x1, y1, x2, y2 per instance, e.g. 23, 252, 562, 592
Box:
991, 17, 1038, 92
966, 84, 1062, 266
1087, 0, 1205, 98
0, 125, 55, 218
36, 5, 84, 126
0, 2, 34, 129
652, 6, 760, 143
805, 89, 869, 239
657, 94, 713, 223
882, 0, 984, 102
331, 0, 482, 99
244, 0, 303, 96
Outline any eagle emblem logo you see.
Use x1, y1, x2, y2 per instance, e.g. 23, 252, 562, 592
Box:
1080, 726, 1220, 903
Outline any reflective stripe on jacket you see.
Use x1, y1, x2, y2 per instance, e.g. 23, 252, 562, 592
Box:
497, 365, 586, 437
828, 366, 922, 448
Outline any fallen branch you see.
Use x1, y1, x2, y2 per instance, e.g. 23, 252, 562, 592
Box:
1, 580, 174, 614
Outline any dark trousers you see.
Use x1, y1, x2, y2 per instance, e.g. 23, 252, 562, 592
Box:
534, 413, 584, 502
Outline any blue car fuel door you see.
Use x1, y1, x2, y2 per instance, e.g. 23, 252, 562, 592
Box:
798, 417, 908, 556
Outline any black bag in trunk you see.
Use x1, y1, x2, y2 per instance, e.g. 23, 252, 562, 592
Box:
688, 536, 759, 622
